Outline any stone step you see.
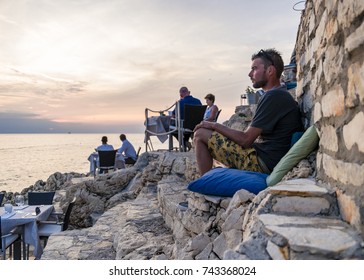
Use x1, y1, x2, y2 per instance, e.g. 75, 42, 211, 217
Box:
259, 213, 364, 259
113, 184, 175, 260
42, 184, 175, 260
267, 178, 339, 217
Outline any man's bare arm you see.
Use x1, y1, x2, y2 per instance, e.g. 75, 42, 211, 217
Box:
194, 121, 262, 148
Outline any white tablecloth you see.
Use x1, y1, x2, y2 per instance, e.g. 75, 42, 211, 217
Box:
145, 115, 172, 143
87, 152, 98, 173
88, 152, 125, 173
1, 205, 54, 258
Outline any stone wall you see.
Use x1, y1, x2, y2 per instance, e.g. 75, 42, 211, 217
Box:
294, 0, 364, 236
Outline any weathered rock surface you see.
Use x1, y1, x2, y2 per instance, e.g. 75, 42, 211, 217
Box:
40, 151, 364, 260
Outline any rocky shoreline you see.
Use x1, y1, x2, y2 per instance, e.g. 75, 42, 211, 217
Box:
12, 149, 361, 260
3, 104, 363, 260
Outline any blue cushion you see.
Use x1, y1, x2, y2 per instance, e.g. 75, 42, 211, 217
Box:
187, 168, 268, 197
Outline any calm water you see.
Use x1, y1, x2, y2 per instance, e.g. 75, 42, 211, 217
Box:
0, 133, 167, 193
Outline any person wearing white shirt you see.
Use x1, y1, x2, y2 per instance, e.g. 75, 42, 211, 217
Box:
88, 136, 114, 174
116, 134, 137, 165
96, 136, 114, 151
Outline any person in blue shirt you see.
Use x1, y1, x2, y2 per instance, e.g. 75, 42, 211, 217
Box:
172, 86, 202, 119
171, 86, 202, 150
116, 134, 137, 165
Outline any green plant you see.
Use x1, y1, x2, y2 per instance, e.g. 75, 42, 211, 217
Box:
245, 86, 256, 94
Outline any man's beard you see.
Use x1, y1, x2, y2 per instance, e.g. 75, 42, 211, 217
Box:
253, 78, 267, 89
252, 70, 268, 89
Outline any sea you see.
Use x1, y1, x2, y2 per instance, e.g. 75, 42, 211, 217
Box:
0, 133, 167, 194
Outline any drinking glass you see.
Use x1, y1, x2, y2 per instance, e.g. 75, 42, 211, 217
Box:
4, 203, 13, 214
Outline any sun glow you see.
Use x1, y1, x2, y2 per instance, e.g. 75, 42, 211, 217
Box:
0, 0, 302, 132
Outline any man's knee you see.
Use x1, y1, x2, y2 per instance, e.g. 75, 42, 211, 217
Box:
194, 128, 212, 144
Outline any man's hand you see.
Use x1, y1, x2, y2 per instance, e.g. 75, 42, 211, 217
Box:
194, 120, 216, 132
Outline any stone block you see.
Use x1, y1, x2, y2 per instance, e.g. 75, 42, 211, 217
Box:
266, 240, 289, 260
203, 195, 223, 204
212, 233, 227, 259
322, 153, 364, 187
321, 85, 345, 117
323, 45, 344, 84
311, 62, 323, 97
224, 188, 255, 217
324, 17, 339, 43
343, 112, 364, 153
187, 232, 211, 256
336, 189, 363, 236
224, 229, 243, 251
313, 102, 322, 124
345, 22, 364, 53
195, 243, 213, 260
222, 206, 245, 231
223, 249, 249, 260
272, 196, 330, 215
270, 179, 329, 196
320, 125, 338, 152
338, 1, 364, 29
347, 62, 364, 106
313, 9, 328, 50
259, 214, 363, 258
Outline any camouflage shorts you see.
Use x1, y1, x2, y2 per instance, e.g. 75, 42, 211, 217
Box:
207, 131, 263, 172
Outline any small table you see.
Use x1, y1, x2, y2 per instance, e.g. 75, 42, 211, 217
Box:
88, 152, 123, 174
1, 205, 54, 259
87, 152, 98, 173
145, 115, 173, 151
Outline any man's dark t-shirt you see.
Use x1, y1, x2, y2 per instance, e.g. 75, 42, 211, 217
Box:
251, 88, 303, 172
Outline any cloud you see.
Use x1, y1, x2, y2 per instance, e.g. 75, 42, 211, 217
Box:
0, 0, 302, 132
0, 66, 88, 116
0, 112, 143, 133
0, 67, 87, 95
0, 14, 18, 25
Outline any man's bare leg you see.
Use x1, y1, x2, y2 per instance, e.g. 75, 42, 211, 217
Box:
194, 128, 214, 175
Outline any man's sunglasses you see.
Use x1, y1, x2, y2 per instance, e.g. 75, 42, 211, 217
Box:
258, 49, 274, 66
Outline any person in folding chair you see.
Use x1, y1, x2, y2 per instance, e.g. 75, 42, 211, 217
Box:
194, 48, 303, 176
171, 86, 202, 150
115, 134, 137, 168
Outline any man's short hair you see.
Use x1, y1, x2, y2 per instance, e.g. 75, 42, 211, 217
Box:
101, 136, 108, 143
119, 134, 126, 141
179, 86, 190, 94
204, 93, 215, 103
252, 48, 284, 78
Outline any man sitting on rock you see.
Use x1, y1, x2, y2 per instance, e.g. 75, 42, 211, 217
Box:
193, 48, 303, 175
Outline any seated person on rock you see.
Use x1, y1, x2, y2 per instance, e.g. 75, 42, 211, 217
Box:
193, 48, 303, 176
116, 133, 137, 167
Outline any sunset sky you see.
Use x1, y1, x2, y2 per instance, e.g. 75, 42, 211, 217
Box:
0, 0, 304, 133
